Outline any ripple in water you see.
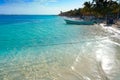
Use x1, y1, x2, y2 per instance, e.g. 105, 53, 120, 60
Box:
0, 15, 120, 80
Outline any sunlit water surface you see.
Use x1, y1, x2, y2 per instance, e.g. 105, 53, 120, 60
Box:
0, 15, 120, 80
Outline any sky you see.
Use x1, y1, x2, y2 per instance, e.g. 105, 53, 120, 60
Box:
0, 0, 90, 15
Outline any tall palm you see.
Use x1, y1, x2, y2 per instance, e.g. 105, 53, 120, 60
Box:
82, 1, 92, 16
116, 0, 120, 19
92, 0, 112, 17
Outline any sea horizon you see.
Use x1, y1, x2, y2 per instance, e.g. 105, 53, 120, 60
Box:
0, 0, 120, 79
0, 14, 58, 16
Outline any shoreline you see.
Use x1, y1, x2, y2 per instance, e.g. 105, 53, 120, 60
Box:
99, 23, 120, 35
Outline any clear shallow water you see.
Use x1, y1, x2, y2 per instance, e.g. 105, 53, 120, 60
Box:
0, 15, 120, 80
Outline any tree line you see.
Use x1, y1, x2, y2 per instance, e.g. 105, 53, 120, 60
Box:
59, 0, 120, 19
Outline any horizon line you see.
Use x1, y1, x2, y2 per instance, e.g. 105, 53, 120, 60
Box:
0, 14, 58, 15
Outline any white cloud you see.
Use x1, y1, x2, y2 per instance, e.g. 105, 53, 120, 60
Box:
0, 0, 82, 15
0, 0, 59, 14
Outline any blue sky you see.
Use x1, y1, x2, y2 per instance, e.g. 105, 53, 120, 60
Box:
0, 0, 90, 14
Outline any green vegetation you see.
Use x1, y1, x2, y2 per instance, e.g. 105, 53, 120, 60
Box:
59, 0, 120, 19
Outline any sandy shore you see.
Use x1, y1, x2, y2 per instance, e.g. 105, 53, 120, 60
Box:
100, 23, 120, 35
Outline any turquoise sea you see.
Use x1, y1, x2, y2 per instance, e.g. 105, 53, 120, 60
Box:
0, 15, 120, 80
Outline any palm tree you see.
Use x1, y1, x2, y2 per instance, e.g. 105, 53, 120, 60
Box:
59, 0, 119, 19
82, 1, 93, 16
116, 0, 120, 19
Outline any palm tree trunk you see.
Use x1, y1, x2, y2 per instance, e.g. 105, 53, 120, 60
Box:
117, 0, 120, 19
